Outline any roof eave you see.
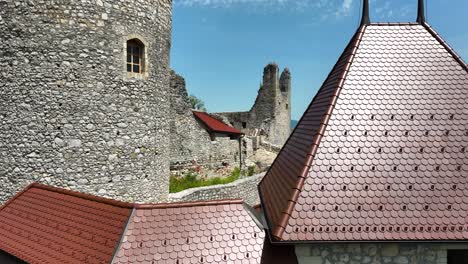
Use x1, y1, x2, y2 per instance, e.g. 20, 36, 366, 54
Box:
268, 239, 468, 245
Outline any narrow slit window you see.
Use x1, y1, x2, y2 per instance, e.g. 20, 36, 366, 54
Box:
126, 39, 144, 74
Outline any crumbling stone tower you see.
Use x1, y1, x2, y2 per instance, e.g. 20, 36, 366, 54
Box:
0, 0, 173, 203
251, 63, 291, 146
217, 63, 291, 146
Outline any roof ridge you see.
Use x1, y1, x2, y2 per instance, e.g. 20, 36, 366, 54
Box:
369, 22, 420, 26
110, 207, 135, 263
135, 199, 243, 209
31, 183, 135, 209
422, 22, 468, 73
270, 25, 368, 240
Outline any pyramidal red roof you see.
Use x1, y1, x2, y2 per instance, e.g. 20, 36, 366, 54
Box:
193, 111, 243, 135
259, 22, 468, 242
0, 183, 133, 264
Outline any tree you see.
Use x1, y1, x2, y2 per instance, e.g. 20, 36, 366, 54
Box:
188, 95, 207, 111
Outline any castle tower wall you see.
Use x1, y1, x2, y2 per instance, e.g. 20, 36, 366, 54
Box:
273, 68, 292, 145
0, 0, 173, 203
249, 63, 279, 129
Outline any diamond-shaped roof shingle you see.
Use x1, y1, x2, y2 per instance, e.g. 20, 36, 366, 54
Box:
259, 22, 468, 242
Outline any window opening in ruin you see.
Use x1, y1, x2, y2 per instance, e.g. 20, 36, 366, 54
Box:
127, 39, 144, 74
242, 122, 247, 129
286, 104, 289, 110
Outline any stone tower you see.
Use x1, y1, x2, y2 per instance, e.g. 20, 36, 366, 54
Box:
216, 63, 291, 146
0, 0, 173, 203
249, 63, 291, 146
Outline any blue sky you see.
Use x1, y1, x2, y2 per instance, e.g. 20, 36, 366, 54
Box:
170, 0, 468, 120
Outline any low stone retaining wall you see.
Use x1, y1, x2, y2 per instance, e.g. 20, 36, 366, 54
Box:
259, 140, 282, 153
168, 173, 265, 206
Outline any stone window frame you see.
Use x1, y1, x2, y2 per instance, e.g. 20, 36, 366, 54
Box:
123, 34, 149, 80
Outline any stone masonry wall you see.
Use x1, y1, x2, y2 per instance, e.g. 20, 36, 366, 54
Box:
215, 63, 291, 146
0, 0, 172, 203
168, 173, 264, 206
294, 243, 467, 264
169, 71, 243, 175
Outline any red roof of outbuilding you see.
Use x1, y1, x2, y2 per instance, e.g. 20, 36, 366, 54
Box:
193, 111, 243, 135
0, 183, 133, 264
259, 22, 468, 242
113, 200, 265, 264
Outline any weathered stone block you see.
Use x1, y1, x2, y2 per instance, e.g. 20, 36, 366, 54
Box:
382, 244, 399, 257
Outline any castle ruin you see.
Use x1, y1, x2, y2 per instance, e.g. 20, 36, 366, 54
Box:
0, 0, 291, 204
215, 63, 291, 147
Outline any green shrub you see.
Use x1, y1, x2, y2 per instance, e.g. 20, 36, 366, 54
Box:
169, 167, 242, 193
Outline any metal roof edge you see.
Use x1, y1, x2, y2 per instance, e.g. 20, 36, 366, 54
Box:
135, 199, 243, 209
109, 207, 136, 264
268, 239, 468, 245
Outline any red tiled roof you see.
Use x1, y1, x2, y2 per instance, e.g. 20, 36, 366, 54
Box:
113, 200, 265, 263
259, 22, 468, 242
0, 183, 133, 264
193, 111, 243, 135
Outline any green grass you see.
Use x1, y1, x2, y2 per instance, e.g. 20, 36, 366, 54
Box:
170, 167, 242, 193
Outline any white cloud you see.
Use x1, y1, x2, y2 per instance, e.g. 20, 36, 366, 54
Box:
336, 0, 354, 16
174, 0, 354, 15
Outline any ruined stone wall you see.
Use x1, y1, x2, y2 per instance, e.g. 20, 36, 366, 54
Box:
0, 0, 173, 203
294, 243, 464, 264
169, 71, 243, 175
168, 173, 264, 206
215, 63, 291, 146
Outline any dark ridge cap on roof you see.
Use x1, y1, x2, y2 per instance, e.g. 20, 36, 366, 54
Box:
370, 22, 420, 26
268, 239, 468, 245
135, 199, 244, 209
23, 182, 134, 209
259, 25, 368, 241
422, 22, 468, 73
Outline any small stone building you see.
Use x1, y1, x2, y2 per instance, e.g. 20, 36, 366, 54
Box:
258, 1, 468, 263
169, 71, 245, 176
